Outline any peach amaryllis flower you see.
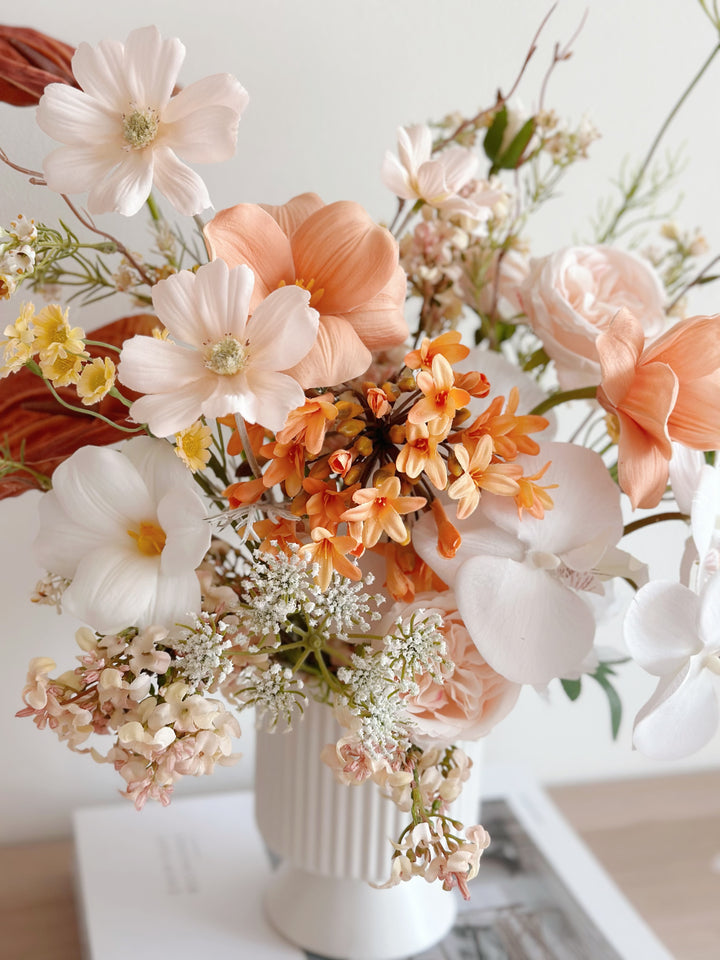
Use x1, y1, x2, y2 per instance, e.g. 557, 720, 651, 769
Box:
448, 436, 522, 520
203, 193, 408, 387
298, 527, 362, 591
117, 258, 319, 437
37, 26, 249, 216
342, 476, 426, 548
407, 354, 471, 430
596, 308, 720, 509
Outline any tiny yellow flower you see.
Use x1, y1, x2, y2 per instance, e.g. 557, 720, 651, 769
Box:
77, 356, 116, 406
33, 304, 87, 362
40, 350, 86, 387
175, 420, 213, 472
0, 302, 36, 377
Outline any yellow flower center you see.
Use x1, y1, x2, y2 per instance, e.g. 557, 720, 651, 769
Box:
278, 277, 325, 308
122, 107, 160, 150
205, 335, 249, 375
127, 521, 167, 556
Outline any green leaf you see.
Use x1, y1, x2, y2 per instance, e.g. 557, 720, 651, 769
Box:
483, 106, 508, 164
495, 117, 536, 171
561, 678, 582, 701
591, 669, 623, 740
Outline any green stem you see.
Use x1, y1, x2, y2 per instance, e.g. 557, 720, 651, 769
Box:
146, 193, 161, 223
528, 386, 597, 416
623, 511, 688, 536
44, 379, 146, 434
108, 387, 133, 409
234, 413, 263, 479
84, 339, 121, 354
598, 40, 720, 242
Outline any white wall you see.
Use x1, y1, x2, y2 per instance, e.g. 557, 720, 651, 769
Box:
2, 0, 720, 842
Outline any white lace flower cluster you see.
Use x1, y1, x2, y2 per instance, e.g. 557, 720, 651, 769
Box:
170, 612, 233, 694
0, 214, 37, 298
230, 662, 306, 730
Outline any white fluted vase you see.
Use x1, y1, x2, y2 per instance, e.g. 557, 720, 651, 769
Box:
255, 698, 483, 960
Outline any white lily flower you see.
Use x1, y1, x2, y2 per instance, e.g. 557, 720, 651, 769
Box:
118, 258, 319, 437
34, 436, 211, 633
414, 442, 624, 685
37, 26, 249, 216
625, 575, 720, 759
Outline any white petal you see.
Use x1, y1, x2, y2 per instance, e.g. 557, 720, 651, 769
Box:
380, 151, 414, 200
129, 387, 210, 438
399, 124, 432, 171
124, 26, 185, 107
624, 580, 701, 675
157, 487, 211, 576
37, 84, 119, 146
63, 546, 158, 633
86, 149, 154, 216
151, 145, 211, 216
151, 571, 203, 629
633, 663, 719, 760
71, 38, 130, 111
669, 442, 705, 515
247, 285, 319, 368
691, 464, 720, 563
699, 570, 720, 649
439, 145, 479, 192
118, 335, 209, 392
122, 436, 195, 504
163, 74, 248, 162
42, 144, 119, 195
35, 491, 111, 579
455, 556, 596, 685
415, 161, 451, 203
164, 73, 249, 121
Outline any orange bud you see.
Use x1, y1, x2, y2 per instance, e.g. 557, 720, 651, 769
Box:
431, 498, 462, 559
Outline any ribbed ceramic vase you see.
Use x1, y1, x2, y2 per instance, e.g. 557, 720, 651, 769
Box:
255, 698, 483, 960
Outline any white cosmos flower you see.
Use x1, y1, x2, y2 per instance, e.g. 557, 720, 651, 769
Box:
117, 258, 319, 437
34, 437, 211, 634
625, 575, 720, 760
36, 26, 249, 216
381, 124, 481, 217
413, 443, 624, 685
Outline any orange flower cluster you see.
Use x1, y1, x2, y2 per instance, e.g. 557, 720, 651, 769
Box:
223, 331, 551, 597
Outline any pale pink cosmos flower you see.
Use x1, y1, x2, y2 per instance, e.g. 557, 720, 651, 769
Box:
118, 258, 319, 437
37, 26, 249, 216
382, 124, 482, 218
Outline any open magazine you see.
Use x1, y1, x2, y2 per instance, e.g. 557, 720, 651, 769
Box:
74, 771, 673, 960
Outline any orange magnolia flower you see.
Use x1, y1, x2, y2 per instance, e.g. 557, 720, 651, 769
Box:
596, 308, 720, 509
396, 420, 449, 489
458, 387, 548, 459
261, 439, 306, 497
407, 354, 471, 429
204, 193, 408, 387
404, 330, 470, 371
373, 540, 447, 602
447, 436, 522, 519
275, 393, 338, 455
298, 527, 362, 591
341, 476, 426, 548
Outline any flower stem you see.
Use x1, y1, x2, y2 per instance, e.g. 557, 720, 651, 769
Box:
234, 414, 263, 479
528, 385, 597, 416
623, 511, 688, 536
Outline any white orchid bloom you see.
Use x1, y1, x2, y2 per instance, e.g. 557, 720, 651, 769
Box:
118, 258, 319, 437
381, 123, 482, 218
625, 574, 720, 759
37, 26, 249, 216
414, 442, 624, 685
35, 437, 211, 633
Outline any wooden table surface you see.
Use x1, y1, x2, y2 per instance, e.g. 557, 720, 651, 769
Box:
2, 771, 719, 960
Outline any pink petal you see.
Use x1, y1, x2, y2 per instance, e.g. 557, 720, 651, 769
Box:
37, 84, 118, 145
203, 204, 295, 301
455, 556, 596, 685
118, 335, 207, 393
124, 26, 185, 107
163, 74, 248, 163
342, 265, 408, 348
129, 386, 210, 438
151, 144, 211, 216
399, 124, 432, 171
285, 315, 371, 389
235, 369, 306, 432
439, 145, 479, 191
42, 143, 119, 195
381, 151, 414, 199
71, 38, 129, 110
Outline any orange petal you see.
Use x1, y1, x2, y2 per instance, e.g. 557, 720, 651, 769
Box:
669, 373, 720, 448
596, 308, 645, 405
645, 314, 720, 379
291, 201, 398, 314
616, 361, 677, 455
286, 315, 371, 388
341, 264, 408, 349
259, 192, 325, 237
203, 204, 295, 302
616, 410, 671, 510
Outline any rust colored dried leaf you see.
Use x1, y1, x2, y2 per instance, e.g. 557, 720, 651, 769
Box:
0, 25, 76, 106
0, 313, 158, 500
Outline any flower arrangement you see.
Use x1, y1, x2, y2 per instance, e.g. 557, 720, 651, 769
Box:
3, 8, 720, 899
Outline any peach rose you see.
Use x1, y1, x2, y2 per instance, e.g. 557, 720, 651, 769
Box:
387, 592, 521, 745
519, 245, 666, 389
